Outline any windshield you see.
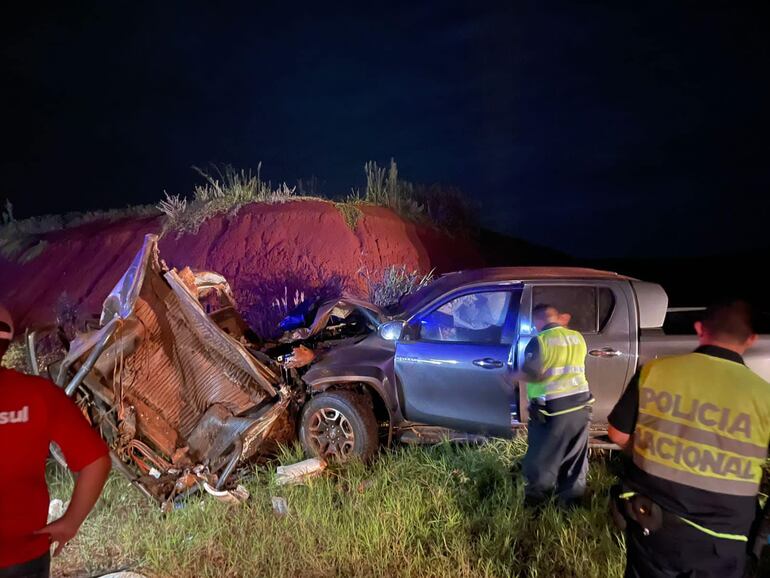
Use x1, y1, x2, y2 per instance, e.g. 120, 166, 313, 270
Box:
391, 273, 464, 317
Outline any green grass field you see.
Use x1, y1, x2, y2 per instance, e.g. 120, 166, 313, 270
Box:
49, 439, 627, 578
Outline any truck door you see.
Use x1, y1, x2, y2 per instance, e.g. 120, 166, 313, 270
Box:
395, 287, 522, 437
526, 282, 634, 421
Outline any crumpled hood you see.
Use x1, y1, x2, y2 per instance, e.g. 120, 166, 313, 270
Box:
279, 297, 384, 342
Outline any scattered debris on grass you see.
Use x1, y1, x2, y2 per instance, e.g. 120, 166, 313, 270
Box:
271, 496, 289, 517
275, 457, 327, 486
202, 483, 250, 506
48, 498, 67, 522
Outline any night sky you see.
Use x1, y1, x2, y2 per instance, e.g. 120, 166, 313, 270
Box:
2, 2, 769, 259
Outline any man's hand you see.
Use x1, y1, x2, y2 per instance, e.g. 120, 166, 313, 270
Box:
34, 515, 80, 556
608, 424, 633, 453
34, 454, 111, 556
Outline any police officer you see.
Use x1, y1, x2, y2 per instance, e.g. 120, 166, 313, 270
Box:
608, 300, 770, 578
517, 303, 594, 507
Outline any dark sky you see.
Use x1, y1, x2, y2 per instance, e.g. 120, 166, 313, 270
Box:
2, 2, 769, 258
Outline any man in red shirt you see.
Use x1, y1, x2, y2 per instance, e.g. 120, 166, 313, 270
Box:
0, 305, 111, 578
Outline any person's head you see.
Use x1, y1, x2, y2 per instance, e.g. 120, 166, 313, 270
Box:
532, 303, 571, 332
694, 299, 757, 354
0, 305, 13, 360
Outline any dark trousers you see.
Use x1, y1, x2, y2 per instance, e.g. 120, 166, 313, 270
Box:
625, 522, 746, 578
0, 554, 50, 578
522, 405, 589, 506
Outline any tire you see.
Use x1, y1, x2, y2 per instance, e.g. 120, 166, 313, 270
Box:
299, 389, 379, 462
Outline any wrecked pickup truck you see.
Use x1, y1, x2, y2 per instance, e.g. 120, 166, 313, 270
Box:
296, 265, 770, 448
31, 235, 770, 504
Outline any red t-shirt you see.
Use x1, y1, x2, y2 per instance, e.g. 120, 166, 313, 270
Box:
0, 368, 109, 568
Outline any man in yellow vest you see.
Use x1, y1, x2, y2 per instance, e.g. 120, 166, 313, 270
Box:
518, 303, 594, 507
608, 300, 770, 578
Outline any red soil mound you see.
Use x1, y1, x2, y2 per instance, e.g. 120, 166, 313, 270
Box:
0, 201, 481, 335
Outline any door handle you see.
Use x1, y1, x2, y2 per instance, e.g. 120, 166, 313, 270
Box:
589, 348, 622, 358
473, 358, 504, 369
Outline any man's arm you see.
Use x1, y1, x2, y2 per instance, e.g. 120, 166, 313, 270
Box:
511, 338, 543, 384
608, 424, 632, 451
35, 455, 111, 556
607, 369, 641, 453
40, 382, 111, 555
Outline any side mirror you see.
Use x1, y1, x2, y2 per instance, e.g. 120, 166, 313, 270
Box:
378, 320, 406, 341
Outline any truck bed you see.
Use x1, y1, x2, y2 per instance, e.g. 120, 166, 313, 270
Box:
639, 330, 770, 382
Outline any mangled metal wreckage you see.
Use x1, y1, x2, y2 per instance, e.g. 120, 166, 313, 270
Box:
48, 235, 303, 506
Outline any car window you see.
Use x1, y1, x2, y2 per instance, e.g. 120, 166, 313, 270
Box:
532, 285, 609, 334
598, 287, 615, 330
419, 291, 512, 344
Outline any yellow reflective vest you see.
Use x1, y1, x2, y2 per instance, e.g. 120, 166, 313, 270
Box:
633, 352, 770, 497
526, 326, 589, 401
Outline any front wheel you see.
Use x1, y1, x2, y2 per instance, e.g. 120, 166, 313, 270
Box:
299, 390, 379, 462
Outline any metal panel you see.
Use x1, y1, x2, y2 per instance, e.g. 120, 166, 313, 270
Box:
631, 281, 668, 329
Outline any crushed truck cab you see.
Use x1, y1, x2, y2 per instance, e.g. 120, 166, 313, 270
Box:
41, 235, 297, 505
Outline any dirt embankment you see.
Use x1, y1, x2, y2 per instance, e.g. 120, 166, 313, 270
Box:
0, 201, 481, 335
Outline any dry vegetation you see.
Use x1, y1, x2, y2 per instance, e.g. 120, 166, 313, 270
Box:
1, 159, 475, 262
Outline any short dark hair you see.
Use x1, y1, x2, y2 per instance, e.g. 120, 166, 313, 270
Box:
533, 303, 557, 316
701, 300, 755, 342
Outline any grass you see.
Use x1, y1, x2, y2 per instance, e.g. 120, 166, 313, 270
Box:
157, 164, 297, 235
334, 201, 363, 230
157, 160, 474, 235
360, 159, 424, 222
360, 264, 435, 308
49, 440, 626, 578
0, 202, 158, 262
349, 159, 476, 232
2, 159, 475, 262
0, 339, 29, 372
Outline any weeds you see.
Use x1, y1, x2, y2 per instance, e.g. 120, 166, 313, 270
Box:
334, 201, 363, 230
272, 287, 306, 318
157, 164, 297, 235
414, 183, 476, 233
2, 159, 475, 263
2, 199, 14, 224
340, 159, 476, 232
296, 175, 324, 197
156, 193, 188, 230
0, 339, 29, 372
239, 273, 350, 339
361, 263, 434, 308
0, 201, 157, 262
49, 441, 625, 578
361, 159, 424, 221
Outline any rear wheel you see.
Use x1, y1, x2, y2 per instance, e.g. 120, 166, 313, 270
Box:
299, 390, 378, 462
